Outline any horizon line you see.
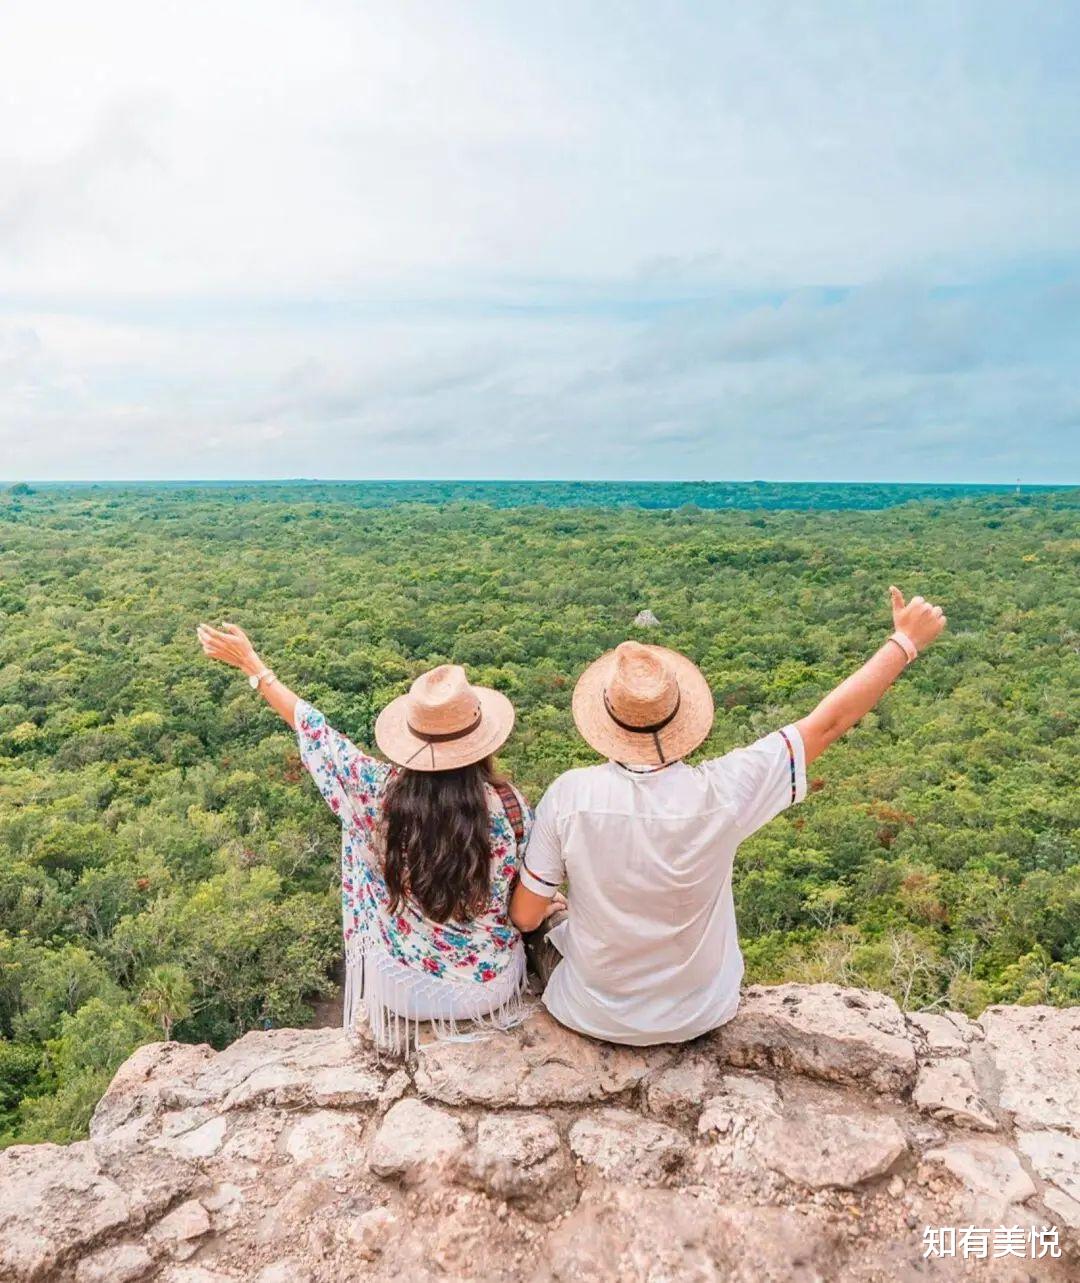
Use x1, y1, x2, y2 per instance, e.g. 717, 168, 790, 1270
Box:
5, 478, 1076, 489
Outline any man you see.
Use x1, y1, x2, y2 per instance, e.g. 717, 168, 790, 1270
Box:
510, 586, 946, 1046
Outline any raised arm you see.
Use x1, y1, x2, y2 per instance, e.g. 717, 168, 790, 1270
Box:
794, 587, 946, 765
197, 620, 388, 825
196, 622, 299, 726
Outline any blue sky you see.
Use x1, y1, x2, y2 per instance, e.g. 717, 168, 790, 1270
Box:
1, 1, 1078, 482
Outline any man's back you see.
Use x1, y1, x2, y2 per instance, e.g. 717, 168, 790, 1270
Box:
521, 725, 807, 1045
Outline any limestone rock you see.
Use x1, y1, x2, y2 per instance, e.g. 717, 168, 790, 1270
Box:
191, 1026, 384, 1114
201, 1180, 242, 1221
543, 1185, 713, 1282
160, 1268, 240, 1283
90, 1040, 216, 1141
1017, 1129, 1080, 1207
697, 1073, 781, 1139
543, 1186, 844, 1283
216, 1110, 283, 1167
155, 1112, 228, 1160
7, 984, 1080, 1283
643, 1056, 716, 1122
0, 1141, 138, 1281
284, 1109, 363, 1176
254, 1263, 313, 1283
713, 983, 916, 1093
264, 1177, 337, 1239
569, 1108, 689, 1184
980, 1004, 1080, 1136
309, 1063, 385, 1108
343, 1206, 399, 1260
907, 1009, 984, 1056
221, 1062, 310, 1112
1043, 1188, 1080, 1233
706, 1204, 846, 1283
74, 1243, 155, 1283
368, 1097, 465, 1178
913, 1057, 998, 1130
923, 1140, 1037, 1221
633, 609, 661, 628
148, 1198, 212, 1260
415, 1006, 671, 1107
93, 1142, 197, 1225
458, 1113, 578, 1221
755, 1104, 907, 1189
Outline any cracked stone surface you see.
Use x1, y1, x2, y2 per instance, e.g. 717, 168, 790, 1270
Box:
413, 1006, 673, 1107
980, 1004, 1080, 1136
74, 1243, 155, 1283
754, 1100, 908, 1189
907, 1009, 983, 1056
456, 1112, 577, 1221
1018, 1130, 1080, 1208
2, 988, 1077, 1282
913, 1056, 998, 1131
568, 1108, 690, 1184
922, 1139, 1038, 1222
368, 1098, 465, 1179
711, 983, 917, 1093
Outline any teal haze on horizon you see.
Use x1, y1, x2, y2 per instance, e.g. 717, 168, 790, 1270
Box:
1, 2, 1078, 483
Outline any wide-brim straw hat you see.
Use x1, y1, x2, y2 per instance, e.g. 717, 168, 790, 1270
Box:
572, 641, 714, 766
375, 663, 514, 772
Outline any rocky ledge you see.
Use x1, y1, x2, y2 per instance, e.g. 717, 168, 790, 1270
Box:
2, 984, 1078, 1282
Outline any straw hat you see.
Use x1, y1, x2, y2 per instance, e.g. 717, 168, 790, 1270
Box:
572, 641, 714, 766
374, 664, 514, 772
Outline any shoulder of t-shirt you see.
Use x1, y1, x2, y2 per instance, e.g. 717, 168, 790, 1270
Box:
694, 729, 785, 775
718, 726, 786, 755
537, 764, 608, 808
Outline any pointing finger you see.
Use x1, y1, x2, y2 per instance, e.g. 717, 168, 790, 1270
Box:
889, 585, 905, 610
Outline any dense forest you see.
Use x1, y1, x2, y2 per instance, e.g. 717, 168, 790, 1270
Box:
25, 478, 1065, 510
0, 482, 1077, 1145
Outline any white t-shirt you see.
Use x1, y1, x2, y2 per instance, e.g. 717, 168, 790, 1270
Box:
520, 725, 807, 1046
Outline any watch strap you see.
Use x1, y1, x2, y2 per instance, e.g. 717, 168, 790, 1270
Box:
888, 631, 918, 664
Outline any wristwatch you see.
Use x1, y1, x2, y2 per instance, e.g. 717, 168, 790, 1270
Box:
248, 668, 277, 690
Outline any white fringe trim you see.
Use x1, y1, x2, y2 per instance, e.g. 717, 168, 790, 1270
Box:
343, 937, 529, 1057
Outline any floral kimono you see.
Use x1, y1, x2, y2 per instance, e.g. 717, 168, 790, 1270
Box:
294, 700, 530, 1049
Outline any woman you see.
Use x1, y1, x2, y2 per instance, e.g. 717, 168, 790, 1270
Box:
196, 621, 532, 1050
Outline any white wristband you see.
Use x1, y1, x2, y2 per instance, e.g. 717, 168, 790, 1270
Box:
888, 630, 918, 664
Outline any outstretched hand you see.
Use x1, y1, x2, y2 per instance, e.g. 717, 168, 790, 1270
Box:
196, 621, 260, 675
889, 586, 946, 652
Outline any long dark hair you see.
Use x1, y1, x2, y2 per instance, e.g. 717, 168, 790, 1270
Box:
381, 757, 500, 923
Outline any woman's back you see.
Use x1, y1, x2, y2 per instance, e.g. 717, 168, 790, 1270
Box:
294, 699, 531, 1044
194, 624, 530, 1050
